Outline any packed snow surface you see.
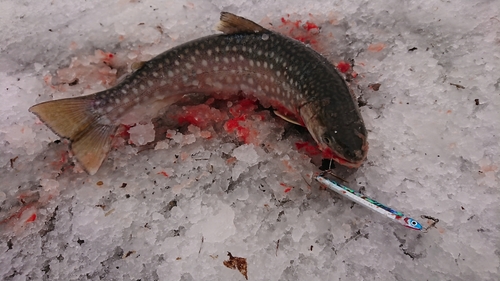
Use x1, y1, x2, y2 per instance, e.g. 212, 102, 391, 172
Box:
1, 0, 499, 280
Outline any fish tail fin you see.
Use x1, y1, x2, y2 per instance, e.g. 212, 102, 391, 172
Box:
29, 96, 117, 175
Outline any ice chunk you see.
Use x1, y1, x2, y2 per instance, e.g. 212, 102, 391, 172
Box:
128, 123, 155, 145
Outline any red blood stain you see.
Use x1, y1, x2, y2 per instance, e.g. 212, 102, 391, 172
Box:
321, 147, 336, 159
304, 21, 319, 31
229, 98, 257, 117
117, 124, 133, 139
280, 182, 293, 193
26, 213, 37, 223
224, 115, 251, 143
279, 15, 319, 46
158, 171, 169, 177
295, 141, 322, 155
337, 61, 351, 73
176, 104, 227, 128
0, 204, 35, 225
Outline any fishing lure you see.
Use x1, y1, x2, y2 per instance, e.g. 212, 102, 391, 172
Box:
315, 174, 423, 230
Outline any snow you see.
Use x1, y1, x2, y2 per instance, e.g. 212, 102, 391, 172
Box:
1, 0, 499, 280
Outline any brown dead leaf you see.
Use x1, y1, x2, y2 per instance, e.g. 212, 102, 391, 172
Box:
223, 252, 248, 280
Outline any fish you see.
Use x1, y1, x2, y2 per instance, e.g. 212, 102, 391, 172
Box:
29, 12, 368, 175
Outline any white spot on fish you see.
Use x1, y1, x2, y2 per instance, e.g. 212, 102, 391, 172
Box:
134, 97, 140, 102
158, 63, 164, 68
249, 60, 254, 67
207, 49, 212, 56
247, 78, 254, 85
270, 52, 274, 58
205, 77, 213, 85
223, 57, 229, 63
213, 66, 219, 71
190, 56, 196, 62
106, 106, 113, 113
232, 46, 237, 52
175, 69, 180, 74
132, 88, 138, 94
231, 57, 236, 62
196, 69, 203, 74
225, 46, 230, 51
256, 61, 261, 67
192, 80, 199, 86
215, 47, 220, 53
195, 49, 200, 55
147, 80, 154, 86
123, 97, 130, 103
168, 71, 174, 77
182, 76, 188, 82
118, 108, 124, 113
256, 73, 262, 78
239, 55, 244, 61
226, 77, 233, 83
140, 84, 146, 90
214, 82, 223, 89
257, 85, 262, 91
276, 71, 281, 77
121, 89, 127, 94
185, 63, 193, 69
202, 60, 208, 67
215, 57, 220, 62
115, 99, 121, 104
257, 50, 262, 55
242, 46, 246, 51
264, 62, 268, 68
152, 72, 159, 77
265, 85, 269, 91
262, 34, 269, 40
175, 60, 180, 66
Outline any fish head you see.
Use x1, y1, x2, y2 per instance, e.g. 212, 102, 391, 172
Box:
300, 101, 368, 168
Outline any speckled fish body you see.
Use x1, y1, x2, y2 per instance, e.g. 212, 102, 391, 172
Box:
29, 12, 368, 175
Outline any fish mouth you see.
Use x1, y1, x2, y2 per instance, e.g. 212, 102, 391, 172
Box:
321, 146, 365, 169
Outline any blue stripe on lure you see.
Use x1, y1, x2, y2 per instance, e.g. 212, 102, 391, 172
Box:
315, 174, 423, 231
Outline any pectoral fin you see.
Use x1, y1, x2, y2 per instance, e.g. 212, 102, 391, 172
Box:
274, 110, 303, 126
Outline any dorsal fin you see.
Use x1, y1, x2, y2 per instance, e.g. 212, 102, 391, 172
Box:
217, 12, 267, 34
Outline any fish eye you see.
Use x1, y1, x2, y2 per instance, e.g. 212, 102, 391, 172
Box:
410, 220, 417, 226
322, 135, 333, 145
